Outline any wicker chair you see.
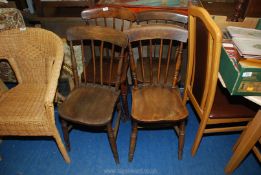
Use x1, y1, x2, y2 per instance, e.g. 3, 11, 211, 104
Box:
0, 27, 70, 163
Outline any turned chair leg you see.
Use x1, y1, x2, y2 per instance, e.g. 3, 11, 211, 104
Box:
107, 123, 120, 164
128, 121, 138, 162
178, 120, 186, 160
61, 119, 71, 151
120, 80, 129, 121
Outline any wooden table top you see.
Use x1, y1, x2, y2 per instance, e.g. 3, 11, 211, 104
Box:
97, 0, 203, 14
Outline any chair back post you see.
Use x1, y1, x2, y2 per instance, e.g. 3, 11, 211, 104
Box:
172, 42, 184, 88
114, 47, 125, 90
128, 41, 139, 89
68, 40, 80, 88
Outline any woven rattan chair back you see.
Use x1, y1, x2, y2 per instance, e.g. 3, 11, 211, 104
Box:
0, 28, 70, 163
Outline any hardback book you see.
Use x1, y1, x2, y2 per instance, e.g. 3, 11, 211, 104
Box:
226, 26, 261, 58
227, 26, 261, 39
232, 38, 261, 59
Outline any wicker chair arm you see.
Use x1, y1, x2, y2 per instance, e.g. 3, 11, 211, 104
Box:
44, 37, 64, 104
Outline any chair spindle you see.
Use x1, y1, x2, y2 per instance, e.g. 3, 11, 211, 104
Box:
69, 41, 79, 88
91, 39, 96, 83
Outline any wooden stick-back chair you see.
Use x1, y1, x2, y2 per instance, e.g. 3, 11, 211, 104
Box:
58, 25, 128, 164
80, 6, 137, 120
125, 24, 188, 161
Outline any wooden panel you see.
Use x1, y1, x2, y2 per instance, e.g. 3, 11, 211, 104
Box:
33, 0, 96, 16
245, 0, 261, 17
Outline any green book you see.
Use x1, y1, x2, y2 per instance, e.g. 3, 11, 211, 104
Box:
256, 18, 261, 30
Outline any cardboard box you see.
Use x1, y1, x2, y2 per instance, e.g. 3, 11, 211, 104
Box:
219, 46, 261, 96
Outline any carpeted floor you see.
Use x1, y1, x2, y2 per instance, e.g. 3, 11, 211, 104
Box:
0, 94, 260, 175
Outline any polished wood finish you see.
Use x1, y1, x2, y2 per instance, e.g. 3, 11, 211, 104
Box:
81, 6, 136, 29
128, 121, 138, 162
136, 10, 188, 27
135, 10, 188, 85
201, 1, 236, 18
125, 24, 188, 161
225, 110, 261, 174
80, 7, 136, 120
244, 0, 261, 18
58, 25, 128, 164
184, 6, 257, 157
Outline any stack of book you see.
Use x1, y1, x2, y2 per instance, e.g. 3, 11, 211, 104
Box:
226, 26, 261, 59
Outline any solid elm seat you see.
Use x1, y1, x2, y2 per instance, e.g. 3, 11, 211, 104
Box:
59, 85, 120, 125
132, 86, 187, 122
